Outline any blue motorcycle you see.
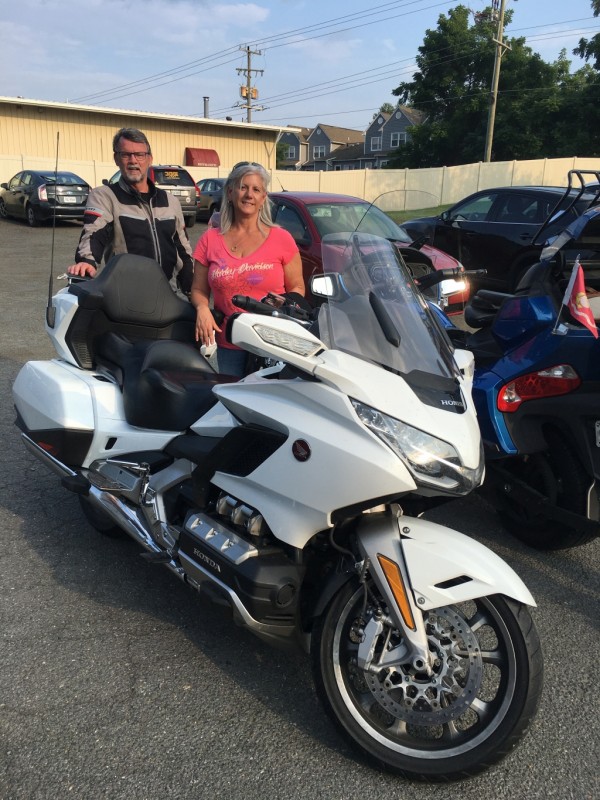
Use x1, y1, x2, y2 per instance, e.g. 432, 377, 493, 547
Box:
429, 204, 600, 550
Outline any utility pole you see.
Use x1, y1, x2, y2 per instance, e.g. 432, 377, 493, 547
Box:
236, 46, 264, 122
484, 0, 510, 162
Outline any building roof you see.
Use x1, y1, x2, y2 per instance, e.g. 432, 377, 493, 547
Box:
396, 105, 427, 126
284, 125, 311, 142
309, 123, 365, 144
329, 142, 366, 162
0, 95, 300, 134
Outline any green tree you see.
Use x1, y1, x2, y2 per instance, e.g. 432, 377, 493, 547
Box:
371, 103, 395, 120
386, 4, 567, 167
573, 0, 600, 68
276, 140, 289, 169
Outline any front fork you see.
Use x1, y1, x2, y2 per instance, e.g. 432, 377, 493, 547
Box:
355, 507, 434, 675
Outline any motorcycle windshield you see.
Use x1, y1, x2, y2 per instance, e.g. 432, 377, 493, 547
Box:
541, 205, 600, 261
317, 233, 460, 391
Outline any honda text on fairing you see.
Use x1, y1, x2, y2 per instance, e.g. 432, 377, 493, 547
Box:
12, 233, 542, 781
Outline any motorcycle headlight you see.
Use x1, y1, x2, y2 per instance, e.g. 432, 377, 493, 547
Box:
351, 399, 483, 494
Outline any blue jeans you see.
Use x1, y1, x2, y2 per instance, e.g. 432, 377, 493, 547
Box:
216, 347, 247, 377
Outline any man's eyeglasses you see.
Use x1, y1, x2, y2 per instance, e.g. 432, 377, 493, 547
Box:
115, 151, 150, 160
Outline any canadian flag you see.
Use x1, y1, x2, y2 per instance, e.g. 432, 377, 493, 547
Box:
562, 257, 598, 338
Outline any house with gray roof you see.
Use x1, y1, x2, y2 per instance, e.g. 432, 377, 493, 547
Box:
301, 124, 365, 171
278, 126, 311, 170
327, 106, 426, 170
281, 106, 425, 171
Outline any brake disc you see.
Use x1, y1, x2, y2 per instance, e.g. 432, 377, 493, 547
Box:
363, 606, 484, 725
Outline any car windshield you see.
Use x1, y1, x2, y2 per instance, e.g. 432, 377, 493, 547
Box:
153, 168, 195, 186
39, 173, 87, 186
307, 202, 412, 243
317, 232, 459, 388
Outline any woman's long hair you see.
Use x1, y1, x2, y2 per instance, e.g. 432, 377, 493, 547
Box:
219, 163, 275, 234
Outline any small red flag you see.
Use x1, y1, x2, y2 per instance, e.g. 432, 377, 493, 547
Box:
562, 258, 598, 338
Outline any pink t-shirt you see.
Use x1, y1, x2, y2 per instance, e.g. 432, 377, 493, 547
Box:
193, 226, 299, 348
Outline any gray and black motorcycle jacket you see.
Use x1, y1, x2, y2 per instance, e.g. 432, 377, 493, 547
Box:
75, 178, 194, 295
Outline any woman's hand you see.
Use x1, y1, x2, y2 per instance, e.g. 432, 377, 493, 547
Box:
195, 305, 221, 346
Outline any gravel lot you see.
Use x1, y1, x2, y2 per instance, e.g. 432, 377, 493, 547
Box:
0, 217, 598, 800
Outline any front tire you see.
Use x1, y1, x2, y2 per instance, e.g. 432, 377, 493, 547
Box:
312, 581, 543, 781
0, 198, 8, 219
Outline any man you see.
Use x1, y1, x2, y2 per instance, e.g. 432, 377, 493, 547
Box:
68, 127, 193, 295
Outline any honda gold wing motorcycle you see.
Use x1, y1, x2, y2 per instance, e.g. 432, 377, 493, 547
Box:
12, 233, 542, 782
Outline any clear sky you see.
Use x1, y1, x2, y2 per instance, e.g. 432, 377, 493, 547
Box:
1, 0, 598, 132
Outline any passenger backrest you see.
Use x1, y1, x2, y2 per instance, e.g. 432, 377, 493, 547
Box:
66, 253, 196, 368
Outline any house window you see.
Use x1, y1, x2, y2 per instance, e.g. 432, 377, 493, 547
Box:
285, 145, 296, 159
390, 132, 407, 148
313, 145, 326, 158
371, 136, 382, 151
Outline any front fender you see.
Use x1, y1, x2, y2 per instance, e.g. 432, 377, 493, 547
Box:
356, 512, 536, 610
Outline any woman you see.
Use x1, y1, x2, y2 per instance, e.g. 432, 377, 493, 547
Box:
191, 162, 305, 376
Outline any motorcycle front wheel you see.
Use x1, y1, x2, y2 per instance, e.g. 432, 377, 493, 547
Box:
312, 581, 543, 782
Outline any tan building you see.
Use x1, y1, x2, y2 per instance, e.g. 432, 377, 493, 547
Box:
0, 95, 297, 186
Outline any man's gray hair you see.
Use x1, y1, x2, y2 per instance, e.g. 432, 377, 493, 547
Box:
112, 128, 152, 154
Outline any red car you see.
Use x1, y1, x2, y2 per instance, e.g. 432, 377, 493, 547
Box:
269, 191, 469, 313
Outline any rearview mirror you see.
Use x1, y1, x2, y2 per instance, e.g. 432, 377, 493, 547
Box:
311, 275, 335, 298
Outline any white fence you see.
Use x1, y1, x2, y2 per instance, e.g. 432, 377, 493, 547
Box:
2, 154, 600, 210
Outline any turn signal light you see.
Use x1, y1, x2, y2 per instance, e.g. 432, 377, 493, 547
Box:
377, 554, 416, 631
497, 364, 581, 412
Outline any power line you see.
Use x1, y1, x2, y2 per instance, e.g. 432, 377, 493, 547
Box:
67, 5, 600, 129
69, 0, 455, 107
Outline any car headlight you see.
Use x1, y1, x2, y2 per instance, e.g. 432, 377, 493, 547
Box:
351, 399, 483, 494
440, 261, 467, 297
440, 278, 467, 297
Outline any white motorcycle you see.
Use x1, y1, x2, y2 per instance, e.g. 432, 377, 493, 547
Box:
13, 233, 542, 781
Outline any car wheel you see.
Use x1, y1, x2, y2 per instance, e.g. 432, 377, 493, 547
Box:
26, 204, 40, 228
0, 198, 8, 219
185, 214, 195, 229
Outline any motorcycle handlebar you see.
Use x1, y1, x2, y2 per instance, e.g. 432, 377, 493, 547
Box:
232, 294, 315, 327
232, 295, 275, 315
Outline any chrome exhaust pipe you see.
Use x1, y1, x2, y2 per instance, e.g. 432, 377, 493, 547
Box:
86, 485, 186, 582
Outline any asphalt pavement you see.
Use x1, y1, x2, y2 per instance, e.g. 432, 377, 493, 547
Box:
0, 218, 598, 800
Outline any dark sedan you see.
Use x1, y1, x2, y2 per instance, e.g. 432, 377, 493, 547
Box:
402, 185, 600, 292
269, 191, 469, 313
0, 170, 90, 227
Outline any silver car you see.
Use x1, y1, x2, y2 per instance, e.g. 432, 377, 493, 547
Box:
196, 178, 225, 221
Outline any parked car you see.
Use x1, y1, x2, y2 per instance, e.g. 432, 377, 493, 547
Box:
269, 191, 469, 313
402, 184, 600, 292
106, 165, 198, 228
196, 178, 225, 220
0, 170, 90, 227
